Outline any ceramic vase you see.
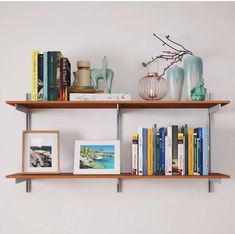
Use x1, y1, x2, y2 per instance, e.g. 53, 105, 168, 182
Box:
166, 66, 184, 100
182, 56, 203, 100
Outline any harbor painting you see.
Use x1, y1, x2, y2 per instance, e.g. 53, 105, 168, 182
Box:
80, 145, 115, 169
30, 145, 52, 168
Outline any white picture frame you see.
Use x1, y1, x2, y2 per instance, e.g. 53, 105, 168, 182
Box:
73, 140, 120, 174
22, 131, 60, 174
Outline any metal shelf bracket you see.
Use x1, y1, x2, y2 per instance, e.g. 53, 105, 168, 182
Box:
208, 104, 221, 115
15, 178, 31, 193
208, 178, 221, 193
117, 178, 122, 193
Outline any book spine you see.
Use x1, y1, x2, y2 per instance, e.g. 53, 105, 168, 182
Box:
143, 128, 148, 175
197, 128, 203, 175
132, 134, 138, 175
165, 127, 172, 175
38, 54, 44, 100
157, 132, 161, 175
48, 52, 57, 100
160, 128, 165, 175
203, 128, 209, 175
194, 131, 198, 175
178, 133, 185, 175
67, 59, 71, 87
56, 52, 62, 99
69, 93, 131, 101
184, 125, 188, 175
60, 58, 69, 101
172, 125, 178, 175
188, 128, 194, 175
43, 52, 48, 100
138, 128, 143, 175
148, 128, 154, 175
153, 125, 157, 175
32, 50, 38, 101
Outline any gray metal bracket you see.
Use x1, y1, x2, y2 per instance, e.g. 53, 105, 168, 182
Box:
15, 104, 29, 114
116, 104, 120, 140
208, 178, 221, 193
15, 178, 31, 193
117, 178, 122, 192
208, 104, 221, 114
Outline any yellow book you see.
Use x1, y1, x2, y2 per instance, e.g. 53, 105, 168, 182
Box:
148, 128, 154, 175
32, 50, 39, 101
188, 128, 194, 175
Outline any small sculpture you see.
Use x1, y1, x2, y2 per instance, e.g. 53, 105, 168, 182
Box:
73, 61, 92, 87
90, 56, 114, 93
191, 79, 207, 101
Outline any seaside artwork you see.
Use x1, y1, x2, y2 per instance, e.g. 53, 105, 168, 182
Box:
30, 145, 52, 168
80, 145, 115, 169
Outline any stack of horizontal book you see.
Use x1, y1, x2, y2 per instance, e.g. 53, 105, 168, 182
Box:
32, 50, 71, 101
132, 125, 209, 176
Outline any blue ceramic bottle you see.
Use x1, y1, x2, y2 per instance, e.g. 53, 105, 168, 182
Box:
182, 56, 203, 100
166, 65, 184, 100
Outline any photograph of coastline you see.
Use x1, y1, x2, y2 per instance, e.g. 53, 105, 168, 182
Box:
80, 145, 115, 169
30, 145, 52, 168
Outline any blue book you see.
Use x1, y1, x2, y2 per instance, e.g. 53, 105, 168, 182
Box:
43, 52, 48, 100
159, 128, 165, 175
143, 128, 148, 175
38, 54, 44, 100
184, 124, 188, 175
202, 128, 209, 175
195, 128, 203, 175
153, 124, 157, 175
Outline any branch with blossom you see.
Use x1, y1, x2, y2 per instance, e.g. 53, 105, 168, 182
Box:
142, 33, 194, 76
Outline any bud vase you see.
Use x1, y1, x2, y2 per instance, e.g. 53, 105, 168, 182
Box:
166, 66, 184, 100
182, 56, 203, 100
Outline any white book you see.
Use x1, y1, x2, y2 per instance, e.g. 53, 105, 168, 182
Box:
132, 134, 138, 175
70, 93, 131, 101
138, 127, 143, 175
165, 126, 172, 175
178, 136, 185, 175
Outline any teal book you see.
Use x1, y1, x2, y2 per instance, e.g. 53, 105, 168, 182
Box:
202, 128, 209, 175
48, 51, 57, 100
43, 52, 48, 100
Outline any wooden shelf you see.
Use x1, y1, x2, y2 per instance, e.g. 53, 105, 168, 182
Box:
6, 172, 230, 179
6, 100, 230, 109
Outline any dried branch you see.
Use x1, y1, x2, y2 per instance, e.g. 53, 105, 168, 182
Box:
143, 33, 194, 76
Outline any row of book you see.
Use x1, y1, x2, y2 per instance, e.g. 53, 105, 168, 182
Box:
132, 125, 209, 176
32, 50, 71, 101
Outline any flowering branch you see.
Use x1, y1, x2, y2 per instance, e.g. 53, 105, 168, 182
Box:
142, 33, 194, 76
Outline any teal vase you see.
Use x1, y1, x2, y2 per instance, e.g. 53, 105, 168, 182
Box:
182, 56, 203, 100
166, 66, 184, 100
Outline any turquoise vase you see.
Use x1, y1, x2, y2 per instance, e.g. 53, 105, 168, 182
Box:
166, 66, 184, 100
182, 56, 203, 100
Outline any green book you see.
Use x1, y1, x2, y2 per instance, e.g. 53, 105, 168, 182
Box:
48, 51, 57, 100
194, 132, 198, 175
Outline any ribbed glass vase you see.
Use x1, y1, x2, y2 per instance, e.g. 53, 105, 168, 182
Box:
138, 72, 168, 100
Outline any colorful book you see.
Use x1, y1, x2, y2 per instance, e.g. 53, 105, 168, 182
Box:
153, 124, 157, 175
56, 51, 63, 99
32, 50, 39, 101
159, 127, 165, 175
194, 131, 198, 175
132, 134, 138, 175
148, 128, 154, 175
38, 54, 44, 100
138, 127, 143, 175
143, 128, 148, 175
165, 126, 172, 175
188, 128, 194, 175
156, 132, 161, 175
202, 128, 209, 175
178, 133, 185, 175
60, 58, 70, 101
48, 51, 57, 100
43, 52, 48, 100
195, 128, 203, 175
172, 125, 178, 175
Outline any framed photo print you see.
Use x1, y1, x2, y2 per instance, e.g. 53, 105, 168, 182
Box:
22, 131, 60, 174
73, 140, 120, 174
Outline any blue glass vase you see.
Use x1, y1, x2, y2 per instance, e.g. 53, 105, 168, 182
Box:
182, 56, 203, 100
166, 66, 184, 100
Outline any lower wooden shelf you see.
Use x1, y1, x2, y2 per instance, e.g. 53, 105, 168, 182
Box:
6, 172, 230, 179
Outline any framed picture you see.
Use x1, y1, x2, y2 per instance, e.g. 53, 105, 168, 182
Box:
22, 131, 60, 174
73, 140, 120, 174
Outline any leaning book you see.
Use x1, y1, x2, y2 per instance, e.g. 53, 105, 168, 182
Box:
69, 93, 131, 101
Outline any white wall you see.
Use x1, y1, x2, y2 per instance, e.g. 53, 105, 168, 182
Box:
1, 2, 235, 234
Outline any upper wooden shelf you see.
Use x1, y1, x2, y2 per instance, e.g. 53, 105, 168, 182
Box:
6, 100, 230, 109
6, 172, 230, 179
